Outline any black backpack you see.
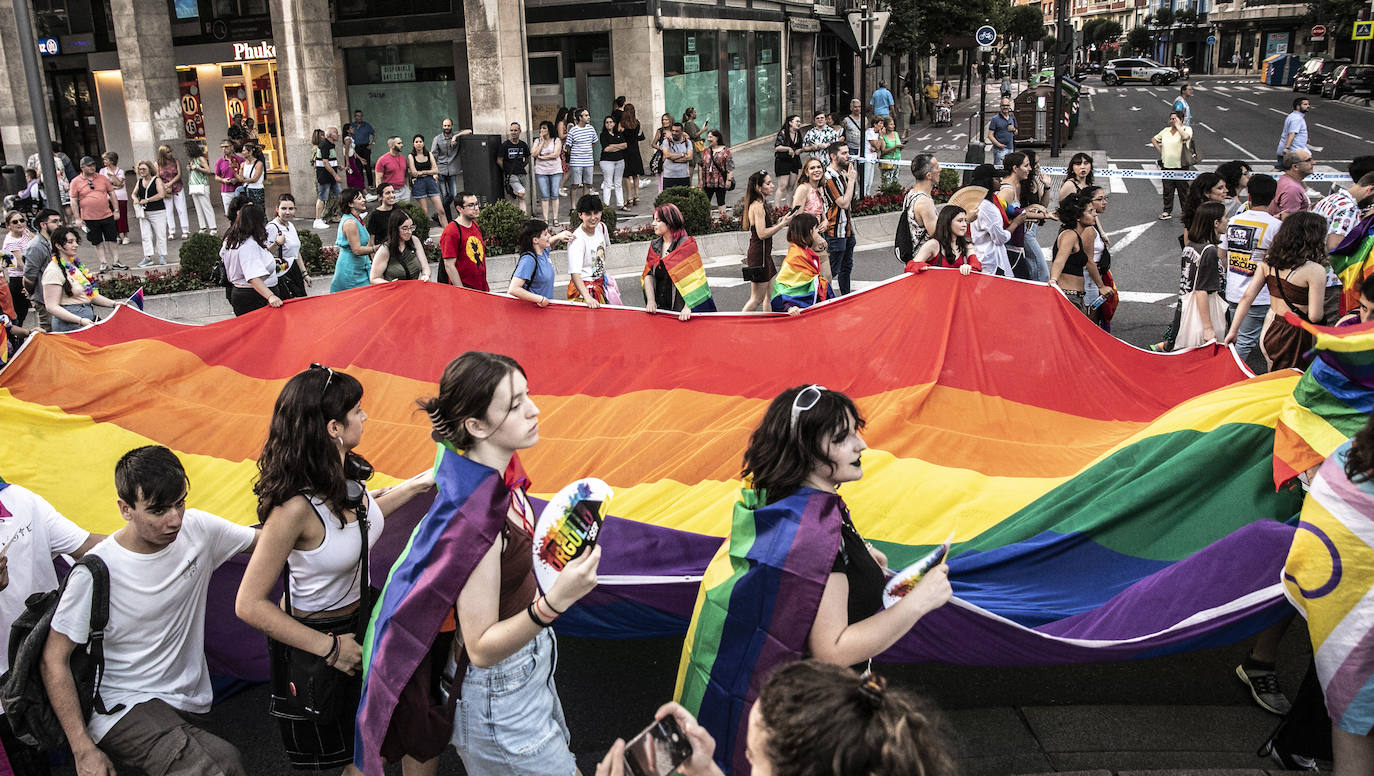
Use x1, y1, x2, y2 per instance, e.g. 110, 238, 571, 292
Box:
0, 556, 123, 749
894, 204, 915, 264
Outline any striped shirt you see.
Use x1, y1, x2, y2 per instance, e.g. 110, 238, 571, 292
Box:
567, 124, 599, 167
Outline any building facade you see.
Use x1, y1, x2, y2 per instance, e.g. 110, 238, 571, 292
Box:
0, 0, 868, 207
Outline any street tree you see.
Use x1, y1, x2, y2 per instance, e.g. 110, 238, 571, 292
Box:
1175, 8, 1198, 26
879, 0, 1001, 109
1152, 7, 1174, 27
1126, 26, 1152, 55
1305, 0, 1366, 34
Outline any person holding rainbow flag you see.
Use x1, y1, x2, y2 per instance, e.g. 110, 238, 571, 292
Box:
643, 204, 716, 321
770, 213, 832, 314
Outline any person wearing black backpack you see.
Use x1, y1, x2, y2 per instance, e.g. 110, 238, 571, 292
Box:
236, 364, 433, 771
42, 446, 259, 776
0, 480, 100, 775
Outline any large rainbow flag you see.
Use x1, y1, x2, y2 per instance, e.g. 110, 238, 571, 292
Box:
1273, 313, 1374, 486
0, 273, 1304, 682
1330, 212, 1374, 316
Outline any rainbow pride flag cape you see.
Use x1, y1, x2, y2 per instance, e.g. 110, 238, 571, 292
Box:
676, 488, 841, 774
1329, 213, 1374, 316
1283, 440, 1374, 735
0, 274, 1306, 681
354, 442, 507, 776
643, 235, 716, 313
1273, 313, 1374, 486
770, 244, 829, 312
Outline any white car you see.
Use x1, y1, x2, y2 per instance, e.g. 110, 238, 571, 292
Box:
1102, 58, 1180, 86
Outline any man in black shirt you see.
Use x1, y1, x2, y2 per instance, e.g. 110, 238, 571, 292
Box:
498, 122, 531, 214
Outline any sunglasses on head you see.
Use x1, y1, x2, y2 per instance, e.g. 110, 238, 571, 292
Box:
309, 362, 334, 400
789, 384, 827, 432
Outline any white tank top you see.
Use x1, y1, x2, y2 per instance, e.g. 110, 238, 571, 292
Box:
287, 495, 384, 613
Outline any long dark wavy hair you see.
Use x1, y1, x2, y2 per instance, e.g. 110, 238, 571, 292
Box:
741, 386, 866, 503
254, 365, 365, 524
418, 352, 526, 450
224, 202, 268, 250
932, 205, 971, 261
1266, 211, 1328, 271
1345, 409, 1374, 482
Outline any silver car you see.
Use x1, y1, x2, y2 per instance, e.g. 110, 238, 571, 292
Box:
1102, 58, 1180, 86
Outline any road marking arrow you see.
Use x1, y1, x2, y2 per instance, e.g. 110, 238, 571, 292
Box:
1130, 106, 1141, 111
1215, 106, 1229, 111
1105, 220, 1157, 253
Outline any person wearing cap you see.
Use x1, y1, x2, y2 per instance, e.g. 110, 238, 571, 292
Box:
71, 156, 125, 273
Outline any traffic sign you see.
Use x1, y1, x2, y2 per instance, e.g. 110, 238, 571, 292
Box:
37, 37, 58, 56
1312, 24, 1327, 38
1205, 35, 1216, 46
976, 25, 997, 47
846, 10, 891, 66
1355, 21, 1374, 40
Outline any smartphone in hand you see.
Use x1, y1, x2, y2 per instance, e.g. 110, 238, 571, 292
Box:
623, 716, 693, 776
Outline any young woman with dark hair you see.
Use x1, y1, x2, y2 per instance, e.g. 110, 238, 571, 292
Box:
41, 225, 122, 331
1080, 185, 1117, 330
741, 170, 795, 312
1172, 200, 1230, 349
1224, 211, 1328, 370
507, 218, 572, 307
330, 187, 376, 293
907, 205, 980, 274
619, 103, 646, 208
357, 352, 601, 776
238, 364, 432, 771
676, 387, 953, 771
1049, 193, 1111, 316
1180, 172, 1227, 248
221, 202, 283, 316
643, 203, 715, 320
770, 212, 832, 314
408, 134, 447, 228
368, 211, 430, 284
1019, 150, 1051, 282
772, 115, 804, 208
1058, 152, 1095, 202
1215, 160, 1252, 218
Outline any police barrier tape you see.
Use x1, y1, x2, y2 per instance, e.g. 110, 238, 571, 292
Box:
850, 156, 1353, 182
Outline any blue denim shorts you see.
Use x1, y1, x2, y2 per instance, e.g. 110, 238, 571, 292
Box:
411, 176, 440, 198
316, 181, 340, 202
535, 174, 562, 201
450, 629, 574, 776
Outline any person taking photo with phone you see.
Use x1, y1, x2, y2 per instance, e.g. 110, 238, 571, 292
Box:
676, 386, 953, 773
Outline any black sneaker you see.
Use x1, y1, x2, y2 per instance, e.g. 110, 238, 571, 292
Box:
110, 262, 130, 270
1236, 663, 1293, 715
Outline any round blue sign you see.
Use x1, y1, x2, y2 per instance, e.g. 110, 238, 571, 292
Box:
976, 25, 997, 47
1206, 35, 1217, 46
37, 37, 59, 56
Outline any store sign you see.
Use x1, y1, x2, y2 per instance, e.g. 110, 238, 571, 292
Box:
789, 18, 820, 33
37, 37, 59, 56
232, 40, 276, 61
683, 54, 700, 73
380, 64, 415, 82
179, 73, 206, 140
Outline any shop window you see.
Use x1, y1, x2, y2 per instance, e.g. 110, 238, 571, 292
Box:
754, 32, 781, 140
664, 30, 719, 130
344, 43, 459, 146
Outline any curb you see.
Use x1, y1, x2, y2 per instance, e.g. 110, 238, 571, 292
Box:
1338, 94, 1374, 110
135, 210, 904, 323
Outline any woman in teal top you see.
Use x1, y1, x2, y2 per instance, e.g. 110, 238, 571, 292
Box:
329, 187, 376, 292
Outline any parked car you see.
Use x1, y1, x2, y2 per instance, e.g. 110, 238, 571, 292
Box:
1101, 58, 1180, 86
1073, 61, 1103, 79
1293, 57, 1350, 94
1322, 64, 1374, 99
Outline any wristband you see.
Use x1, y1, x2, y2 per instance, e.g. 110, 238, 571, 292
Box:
324, 633, 341, 666
540, 595, 566, 616
527, 601, 553, 628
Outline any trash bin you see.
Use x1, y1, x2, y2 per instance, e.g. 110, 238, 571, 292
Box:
1262, 53, 1301, 87
963, 113, 984, 185
0, 165, 24, 198
459, 134, 503, 207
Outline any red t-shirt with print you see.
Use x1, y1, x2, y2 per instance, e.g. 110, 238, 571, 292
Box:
438, 220, 489, 291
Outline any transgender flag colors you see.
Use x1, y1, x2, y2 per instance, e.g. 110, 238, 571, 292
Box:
0, 273, 1304, 673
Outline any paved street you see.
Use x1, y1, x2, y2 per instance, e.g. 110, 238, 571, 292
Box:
36, 74, 1365, 775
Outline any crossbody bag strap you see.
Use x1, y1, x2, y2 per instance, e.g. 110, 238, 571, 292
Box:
79, 555, 124, 716
355, 497, 370, 642
1274, 268, 1311, 322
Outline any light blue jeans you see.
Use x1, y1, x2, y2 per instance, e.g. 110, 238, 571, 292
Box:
450, 629, 574, 776
1022, 222, 1049, 283
1227, 301, 1268, 361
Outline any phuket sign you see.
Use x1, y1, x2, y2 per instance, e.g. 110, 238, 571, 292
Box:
233, 40, 277, 61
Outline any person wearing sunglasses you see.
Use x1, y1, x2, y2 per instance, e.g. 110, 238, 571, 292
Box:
2, 210, 35, 325
1081, 185, 1117, 330
677, 385, 953, 770
237, 364, 433, 771
73, 155, 125, 273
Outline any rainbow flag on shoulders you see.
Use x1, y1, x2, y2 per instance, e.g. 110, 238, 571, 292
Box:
643, 235, 716, 313
1330, 213, 1374, 316
770, 244, 829, 312
354, 443, 508, 776
1273, 313, 1374, 487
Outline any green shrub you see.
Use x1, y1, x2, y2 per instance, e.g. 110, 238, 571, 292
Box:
477, 200, 526, 251
177, 233, 222, 281
653, 187, 711, 235
937, 169, 961, 194
299, 230, 331, 275
878, 181, 906, 198
395, 201, 434, 242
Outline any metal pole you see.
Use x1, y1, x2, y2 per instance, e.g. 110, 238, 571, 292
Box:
859, 4, 868, 194
12, 0, 62, 210
978, 52, 986, 153
1050, 1, 1066, 158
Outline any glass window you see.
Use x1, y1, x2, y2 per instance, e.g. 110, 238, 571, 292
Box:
336, 0, 453, 19
753, 32, 781, 142
727, 31, 748, 144
664, 31, 719, 130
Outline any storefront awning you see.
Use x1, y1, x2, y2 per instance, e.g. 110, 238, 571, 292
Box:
820, 19, 861, 54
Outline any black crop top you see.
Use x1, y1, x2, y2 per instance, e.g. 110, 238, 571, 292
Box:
1059, 229, 1090, 275
830, 504, 885, 625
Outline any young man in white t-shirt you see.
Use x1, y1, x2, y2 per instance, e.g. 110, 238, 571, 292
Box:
43, 446, 257, 776
567, 194, 610, 309
0, 481, 100, 774
1222, 174, 1281, 362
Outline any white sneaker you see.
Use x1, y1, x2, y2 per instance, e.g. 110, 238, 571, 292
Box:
312, 219, 328, 229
